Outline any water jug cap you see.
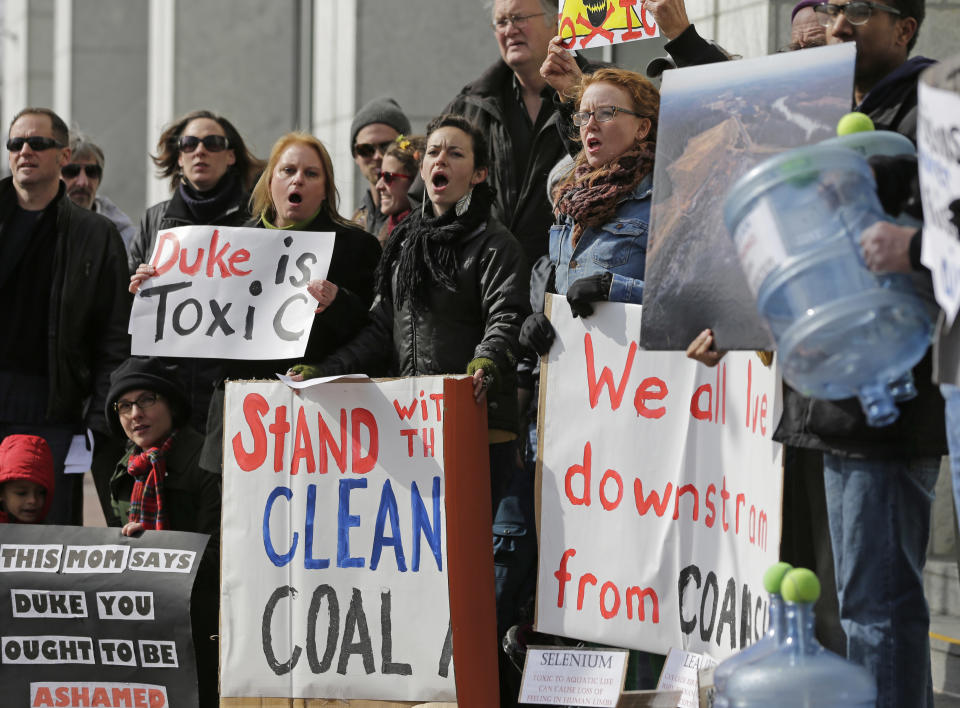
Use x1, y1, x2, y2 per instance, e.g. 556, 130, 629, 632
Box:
780, 568, 821, 604
763, 562, 794, 593
836, 112, 874, 136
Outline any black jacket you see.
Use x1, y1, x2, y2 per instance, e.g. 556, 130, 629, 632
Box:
0, 178, 131, 432
444, 56, 596, 267
773, 56, 946, 459
315, 216, 530, 434
128, 181, 251, 432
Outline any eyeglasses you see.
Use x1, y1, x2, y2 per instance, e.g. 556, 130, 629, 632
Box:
491, 12, 545, 32
814, 1, 902, 26
6, 136, 64, 152
377, 170, 412, 186
114, 392, 161, 417
62, 163, 103, 180
353, 141, 393, 159
177, 134, 230, 153
572, 105, 644, 126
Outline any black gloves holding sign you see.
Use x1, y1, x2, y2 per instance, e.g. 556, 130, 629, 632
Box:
566, 272, 612, 318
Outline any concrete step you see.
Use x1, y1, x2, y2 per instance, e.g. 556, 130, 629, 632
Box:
931, 612, 960, 699
926, 556, 960, 617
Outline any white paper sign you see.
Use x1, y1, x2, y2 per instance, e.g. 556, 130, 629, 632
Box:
220, 379, 455, 701
129, 225, 334, 359
519, 647, 628, 706
536, 297, 783, 661
918, 81, 960, 325
656, 648, 718, 708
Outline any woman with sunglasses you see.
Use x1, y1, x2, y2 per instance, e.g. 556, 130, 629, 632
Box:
127, 110, 263, 435
520, 67, 659, 354
374, 135, 425, 245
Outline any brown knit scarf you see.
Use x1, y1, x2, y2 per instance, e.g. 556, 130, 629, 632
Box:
553, 140, 656, 245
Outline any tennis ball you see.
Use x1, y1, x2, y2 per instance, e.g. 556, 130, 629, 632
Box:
780, 568, 821, 604
837, 112, 875, 136
763, 562, 794, 594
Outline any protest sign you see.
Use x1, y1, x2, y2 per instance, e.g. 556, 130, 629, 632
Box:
129, 225, 334, 359
656, 648, 718, 708
0, 525, 208, 708
640, 43, 856, 351
519, 646, 628, 706
557, 0, 659, 51
220, 377, 498, 706
918, 57, 960, 326
536, 296, 783, 661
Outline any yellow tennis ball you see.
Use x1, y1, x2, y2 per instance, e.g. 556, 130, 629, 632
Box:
780, 568, 821, 604
763, 562, 794, 594
837, 112, 875, 136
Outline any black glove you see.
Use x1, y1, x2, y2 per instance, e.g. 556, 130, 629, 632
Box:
519, 313, 556, 356
868, 154, 922, 220
566, 272, 613, 318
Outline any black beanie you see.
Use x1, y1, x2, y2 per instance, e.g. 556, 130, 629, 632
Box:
350, 97, 412, 150
105, 357, 191, 438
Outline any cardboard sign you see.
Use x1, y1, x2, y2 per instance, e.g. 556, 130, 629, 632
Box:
536, 296, 783, 661
0, 525, 208, 708
918, 61, 960, 326
219, 377, 498, 705
656, 648, 718, 708
557, 0, 659, 50
640, 43, 856, 350
520, 646, 628, 706
129, 225, 334, 359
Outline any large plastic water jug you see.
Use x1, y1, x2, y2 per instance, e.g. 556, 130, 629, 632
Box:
723, 568, 876, 707
712, 563, 792, 708
724, 144, 934, 426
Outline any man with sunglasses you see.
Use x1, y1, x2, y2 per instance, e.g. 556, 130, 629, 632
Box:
348, 96, 412, 237
0, 107, 130, 525
63, 135, 136, 252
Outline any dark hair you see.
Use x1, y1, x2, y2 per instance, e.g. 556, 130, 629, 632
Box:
69, 133, 105, 169
890, 0, 924, 52
425, 114, 490, 172
9, 107, 69, 146
151, 109, 264, 191
383, 134, 426, 177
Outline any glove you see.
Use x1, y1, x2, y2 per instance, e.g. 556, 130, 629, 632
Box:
566, 272, 612, 318
467, 357, 499, 396
868, 154, 922, 220
519, 313, 556, 356
288, 363, 328, 380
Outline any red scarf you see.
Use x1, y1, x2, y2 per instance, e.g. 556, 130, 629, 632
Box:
126, 432, 177, 530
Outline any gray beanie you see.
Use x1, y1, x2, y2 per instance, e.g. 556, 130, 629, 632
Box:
350, 97, 412, 150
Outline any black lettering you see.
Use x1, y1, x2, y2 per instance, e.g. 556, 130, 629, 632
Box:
262, 586, 301, 675
273, 294, 308, 341
678, 564, 701, 634
716, 577, 737, 649
337, 588, 375, 675
380, 590, 412, 676
206, 299, 235, 337
306, 584, 339, 674
700, 572, 719, 643
289, 252, 318, 287
139, 281, 192, 342
172, 298, 203, 336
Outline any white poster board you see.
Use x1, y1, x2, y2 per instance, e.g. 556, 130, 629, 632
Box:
129, 225, 334, 359
918, 79, 960, 325
220, 379, 456, 702
536, 297, 783, 660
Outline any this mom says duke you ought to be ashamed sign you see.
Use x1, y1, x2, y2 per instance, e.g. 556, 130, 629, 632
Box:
129, 226, 334, 359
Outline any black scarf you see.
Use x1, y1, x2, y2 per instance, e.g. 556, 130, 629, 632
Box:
178, 170, 241, 223
377, 182, 494, 312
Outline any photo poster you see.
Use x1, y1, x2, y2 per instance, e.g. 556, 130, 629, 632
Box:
557, 0, 659, 50
0, 525, 209, 708
219, 377, 498, 706
536, 296, 783, 661
918, 56, 960, 326
129, 225, 334, 360
640, 42, 857, 351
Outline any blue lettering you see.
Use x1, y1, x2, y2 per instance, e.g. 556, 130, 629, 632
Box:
338, 479, 367, 568
412, 476, 442, 572
305, 484, 330, 569
370, 480, 407, 572
263, 486, 298, 567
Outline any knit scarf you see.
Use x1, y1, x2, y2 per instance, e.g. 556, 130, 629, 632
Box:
377, 182, 494, 312
178, 171, 241, 223
126, 431, 177, 530
553, 141, 656, 245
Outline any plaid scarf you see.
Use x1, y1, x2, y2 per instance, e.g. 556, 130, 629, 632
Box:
126, 431, 177, 530
553, 140, 656, 246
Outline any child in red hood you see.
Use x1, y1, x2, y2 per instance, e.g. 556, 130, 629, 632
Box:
0, 435, 55, 524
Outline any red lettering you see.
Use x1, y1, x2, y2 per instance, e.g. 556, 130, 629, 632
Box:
151, 232, 181, 274
393, 398, 418, 420
178, 246, 203, 275
626, 586, 660, 622
91, 687, 110, 706
228, 248, 252, 276
585, 333, 636, 410
400, 428, 417, 456
640, 4, 657, 33
600, 581, 621, 619
674, 483, 700, 521
722, 363, 727, 424
429, 393, 444, 419
555, 548, 576, 607
32, 686, 53, 707
619, 0, 645, 40
291, 407, 315, 475
577, 573, 598, 610
705, 484, 717, 527
759, 394, 768, 435
745, 359, 752, 428
634, 479, 673, 517
565, 442, 592, 506
149, 688, 166, 707
599, 468, 623, 510
735, 493, 746, 533
268, 405, 289, 473
634, 376, 667, 418
318, 409, 348, 474
205, 229, 232, 278
690, 383, 713, 421
351, 408, 378, 474
720, 477, 731, 531
232, 393, 269, 471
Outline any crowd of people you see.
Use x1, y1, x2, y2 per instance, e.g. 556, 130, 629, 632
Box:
1, 0, 956, 706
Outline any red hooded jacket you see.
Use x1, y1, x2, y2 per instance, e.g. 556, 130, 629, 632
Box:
0, 435, 55, 523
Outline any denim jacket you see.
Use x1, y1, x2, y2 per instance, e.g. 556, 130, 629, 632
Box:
549, 175, 653, 304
